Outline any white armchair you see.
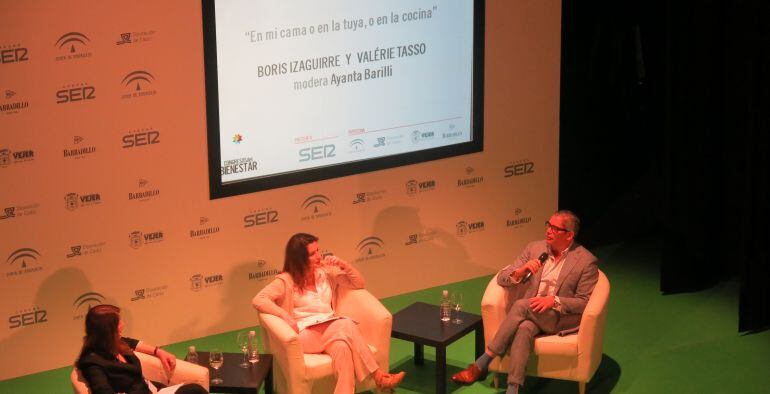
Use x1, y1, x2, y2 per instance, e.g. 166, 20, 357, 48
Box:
71, 351, 209, 393
481, 270, 610, 394
257, 287, 392, 393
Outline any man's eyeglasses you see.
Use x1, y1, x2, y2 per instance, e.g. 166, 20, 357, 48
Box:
545, 221, 571, 233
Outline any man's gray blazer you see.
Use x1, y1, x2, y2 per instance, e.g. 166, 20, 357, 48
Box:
497, 240, 599, 331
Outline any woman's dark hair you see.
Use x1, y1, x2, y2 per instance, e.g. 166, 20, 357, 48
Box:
283, 233, 318, 292
78, 304, 131, 360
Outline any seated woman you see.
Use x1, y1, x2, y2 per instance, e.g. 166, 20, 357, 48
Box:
76, 304, 207, 394
252, 233, 405, 393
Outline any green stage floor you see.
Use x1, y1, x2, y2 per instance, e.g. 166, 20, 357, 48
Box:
2, 238, 768, 393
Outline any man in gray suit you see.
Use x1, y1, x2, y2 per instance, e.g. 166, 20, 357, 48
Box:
452, 210, 599, 394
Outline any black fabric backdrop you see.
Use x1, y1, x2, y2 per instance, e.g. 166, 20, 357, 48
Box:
558, 0, 769, 332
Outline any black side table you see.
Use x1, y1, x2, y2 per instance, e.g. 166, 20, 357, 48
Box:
197, 351, 273, 394
391, 301, 484, 394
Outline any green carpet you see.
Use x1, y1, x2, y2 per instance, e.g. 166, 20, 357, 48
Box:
2, 238, 768, 393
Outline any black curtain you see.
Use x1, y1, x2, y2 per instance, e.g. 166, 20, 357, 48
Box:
560, 0, 770, 332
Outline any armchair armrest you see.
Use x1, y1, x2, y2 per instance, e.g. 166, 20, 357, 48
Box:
135, 352, 209, 391
258, 312, 308, 393
336, 287, 392, 370
481, 274, 506, 348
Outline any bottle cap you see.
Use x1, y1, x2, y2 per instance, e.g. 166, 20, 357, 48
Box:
188, 345, 195, 352
249, 330, 256, 337
442, 290, 448, 297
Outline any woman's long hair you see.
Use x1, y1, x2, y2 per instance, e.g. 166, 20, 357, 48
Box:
78, 304, 131, 360
283, 232, 318, 292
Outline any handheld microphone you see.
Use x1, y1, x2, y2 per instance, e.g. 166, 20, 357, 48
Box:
522, 252, 549, 283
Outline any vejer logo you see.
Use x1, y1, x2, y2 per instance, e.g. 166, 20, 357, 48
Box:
64, 192, 101, 210
191, 273, 224, 290
190, 274, 202, 291
457, 221, 468, 237
301, 194, 332, 220
129, 231, 142, 249
1, 147, 34, 167
1, 43, 29, 64
504, 161, 535, 177
456, 220, 485, 236
129, 230, 164, 248
411, 129, 435, 144
244, 209, 279, 228
355, 236, 386, 261
406, 179, 436, 196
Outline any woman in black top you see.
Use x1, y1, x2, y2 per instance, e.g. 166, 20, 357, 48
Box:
76, 304, 207, 394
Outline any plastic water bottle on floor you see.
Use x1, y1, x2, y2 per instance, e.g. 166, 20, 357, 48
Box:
440, 290, 451, 322
184, 345, 199, 364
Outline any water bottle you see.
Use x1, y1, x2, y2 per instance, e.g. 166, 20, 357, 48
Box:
440, 290, 451, 322
184, 345, 199, 364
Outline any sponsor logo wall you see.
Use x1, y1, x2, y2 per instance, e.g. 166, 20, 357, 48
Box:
0, 0, 559, 381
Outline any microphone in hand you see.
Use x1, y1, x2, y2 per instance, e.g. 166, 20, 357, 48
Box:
522, 252, 549, 283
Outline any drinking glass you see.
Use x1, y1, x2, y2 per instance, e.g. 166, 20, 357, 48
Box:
248, 339, 260, 365
451, 292, 464, 324
209, 349, 224, 385
236, 331, 249, 368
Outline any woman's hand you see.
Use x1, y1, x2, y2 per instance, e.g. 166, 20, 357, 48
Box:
155, 348, 176, 374
322, 255, 349, 269
283, 313, 299, 333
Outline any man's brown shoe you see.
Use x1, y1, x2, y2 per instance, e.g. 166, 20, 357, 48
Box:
451, 364, 485, 384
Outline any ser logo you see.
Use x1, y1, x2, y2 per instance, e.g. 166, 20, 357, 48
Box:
56, 83, 96, 104
1, 45, 29, 64
299, 144, 336, 162
504, 161, 535, 177
8, 308, 47, 329
122, 128, 160, 149
243, 210, 279, 228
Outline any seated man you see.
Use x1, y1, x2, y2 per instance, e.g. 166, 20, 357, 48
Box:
452, 210, 599, 394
